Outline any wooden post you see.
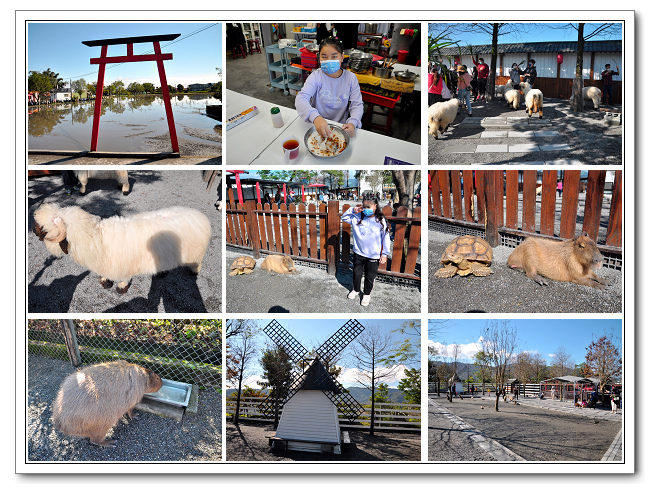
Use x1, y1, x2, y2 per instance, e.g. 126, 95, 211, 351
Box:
606, 170, 622, 247
522, 170, 537, 233
450, 170, 463, 219
505, 170, 519, 229
484, 171, 500, 247
463, 170, 474, 222
582, 170, 606, 240
540, 170, 558, 236
244, 201, 260, 257
559, 170, 581, 239
326, 201, 340, 275
60, 319, 81, 368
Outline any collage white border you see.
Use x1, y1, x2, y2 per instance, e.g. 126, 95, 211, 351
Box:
15, 8, 637, 479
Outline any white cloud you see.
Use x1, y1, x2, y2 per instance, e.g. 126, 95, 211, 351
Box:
226, 374, 262, 390
338, 364, 411, 388
428, 339, 482, 360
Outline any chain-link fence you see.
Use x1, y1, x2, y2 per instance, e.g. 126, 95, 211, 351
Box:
28, 319, 222, 389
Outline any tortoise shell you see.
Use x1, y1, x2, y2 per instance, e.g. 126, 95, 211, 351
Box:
442, 235, 493, 264
230, 256, 256, 271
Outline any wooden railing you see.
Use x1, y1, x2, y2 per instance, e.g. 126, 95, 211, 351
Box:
226, 188, 421, 283
428, 170, 622, 256
225, 396, 421, 432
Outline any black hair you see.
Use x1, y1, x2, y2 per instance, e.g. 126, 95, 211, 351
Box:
319, 36, 344, 56
357, 197, 390, 232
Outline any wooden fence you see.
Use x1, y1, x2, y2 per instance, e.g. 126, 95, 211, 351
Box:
225, 396, 421, 432
428, 170, 622, 266
226, 188, 421, 284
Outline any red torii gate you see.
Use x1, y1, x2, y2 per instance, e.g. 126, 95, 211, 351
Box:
82, 33, 181, 153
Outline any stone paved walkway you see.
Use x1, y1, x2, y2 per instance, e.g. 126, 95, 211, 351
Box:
429, 98, 622, 166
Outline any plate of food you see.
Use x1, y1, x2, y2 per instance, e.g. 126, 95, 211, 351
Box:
304, 124, 350, 159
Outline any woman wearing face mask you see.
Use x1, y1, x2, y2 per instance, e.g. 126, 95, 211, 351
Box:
341, 197, 391, 306
295, 36, 364, 138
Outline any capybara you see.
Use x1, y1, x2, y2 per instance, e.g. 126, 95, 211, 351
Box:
52, 360, 163, 447
260, 254, 298, 274
507, 232, 611, 289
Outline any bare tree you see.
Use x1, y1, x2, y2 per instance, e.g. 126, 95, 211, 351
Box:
429, 23, 534, 101
480, 321, 521, 411
550, 346, 575, 377
226, 320, 259, 425
557, 23, 621, 112
348, 325, 401, 435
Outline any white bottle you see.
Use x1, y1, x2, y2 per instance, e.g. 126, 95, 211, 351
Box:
271, 107, 284, 128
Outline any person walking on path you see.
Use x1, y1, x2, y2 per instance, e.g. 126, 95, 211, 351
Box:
471, 56, 490, 100
342, 197, 391, 306
601, 63, 620, 106
456, 65, 473, 116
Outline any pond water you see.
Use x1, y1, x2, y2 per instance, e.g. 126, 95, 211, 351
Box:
28, 95, 222, 154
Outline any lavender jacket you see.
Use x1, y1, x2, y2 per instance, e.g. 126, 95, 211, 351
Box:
341, 208, 391, 260
295, 69, 364, 129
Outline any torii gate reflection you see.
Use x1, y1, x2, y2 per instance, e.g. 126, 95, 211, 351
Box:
82, 33, 181, 153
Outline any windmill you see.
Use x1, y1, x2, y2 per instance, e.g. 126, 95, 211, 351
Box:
258, 319, 366, 454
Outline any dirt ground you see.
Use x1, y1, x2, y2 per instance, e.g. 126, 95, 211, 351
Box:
428, 231, 622, 313
28, 170, 222, 313
428, 96, 622, 166
226, 249, 421, 314
27, 356, 222, 462
226, 421, 421, 462
428, 395, 621, 461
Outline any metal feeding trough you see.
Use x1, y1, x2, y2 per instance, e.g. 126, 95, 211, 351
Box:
145, 378, 192, 408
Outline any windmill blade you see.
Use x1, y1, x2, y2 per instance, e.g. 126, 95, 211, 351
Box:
261, 319, 309, 362
323, 378, 366, 424
314, 319, 366, 363
256, 369, 303, 417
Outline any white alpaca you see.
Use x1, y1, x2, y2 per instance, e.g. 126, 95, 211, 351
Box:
521, 82, 544, 119
33, 203, 211, 294
504, 89, 521, 110
75, 170, 129, 195
570, 86, 602, 109
428, 99, 461, 139
495, 81, 514, 99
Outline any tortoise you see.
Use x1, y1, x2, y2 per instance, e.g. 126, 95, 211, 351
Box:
229, 255, 256, 276
435, 235, 493, 278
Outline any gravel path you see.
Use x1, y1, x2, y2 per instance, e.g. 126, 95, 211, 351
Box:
27, 356, 222, 462
428, 97, 622, 166
226, 421, 420, 461
226, 249, 421, 313
28, 170, 222, 313
428, 395, 621, 461
428, 232, 622, 313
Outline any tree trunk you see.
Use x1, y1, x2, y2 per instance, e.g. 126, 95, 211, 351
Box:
487, 23, 498, 102
392, 170, 416, 260
233, 362, 245, 425
370, 368, 376, 436
571, 23, 586, 112
495, 391, 500, 412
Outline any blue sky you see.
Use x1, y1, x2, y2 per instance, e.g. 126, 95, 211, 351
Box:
428, 318, 623, 366
428, 22, 622, 47
228, 318, 420, 390
28, 22, 221, 88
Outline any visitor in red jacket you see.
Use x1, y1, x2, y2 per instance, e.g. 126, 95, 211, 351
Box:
472, 57, 490, 100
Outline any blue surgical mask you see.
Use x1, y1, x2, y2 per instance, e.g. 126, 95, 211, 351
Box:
321, 59, 341, 75
363, 208, 374, 217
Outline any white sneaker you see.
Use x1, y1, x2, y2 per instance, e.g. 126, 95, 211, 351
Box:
361, 294, 370, 306
347, 290, 359, 300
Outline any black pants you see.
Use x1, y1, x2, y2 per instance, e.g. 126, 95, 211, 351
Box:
477, 78, 487, 95
353, 252, 380, 295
